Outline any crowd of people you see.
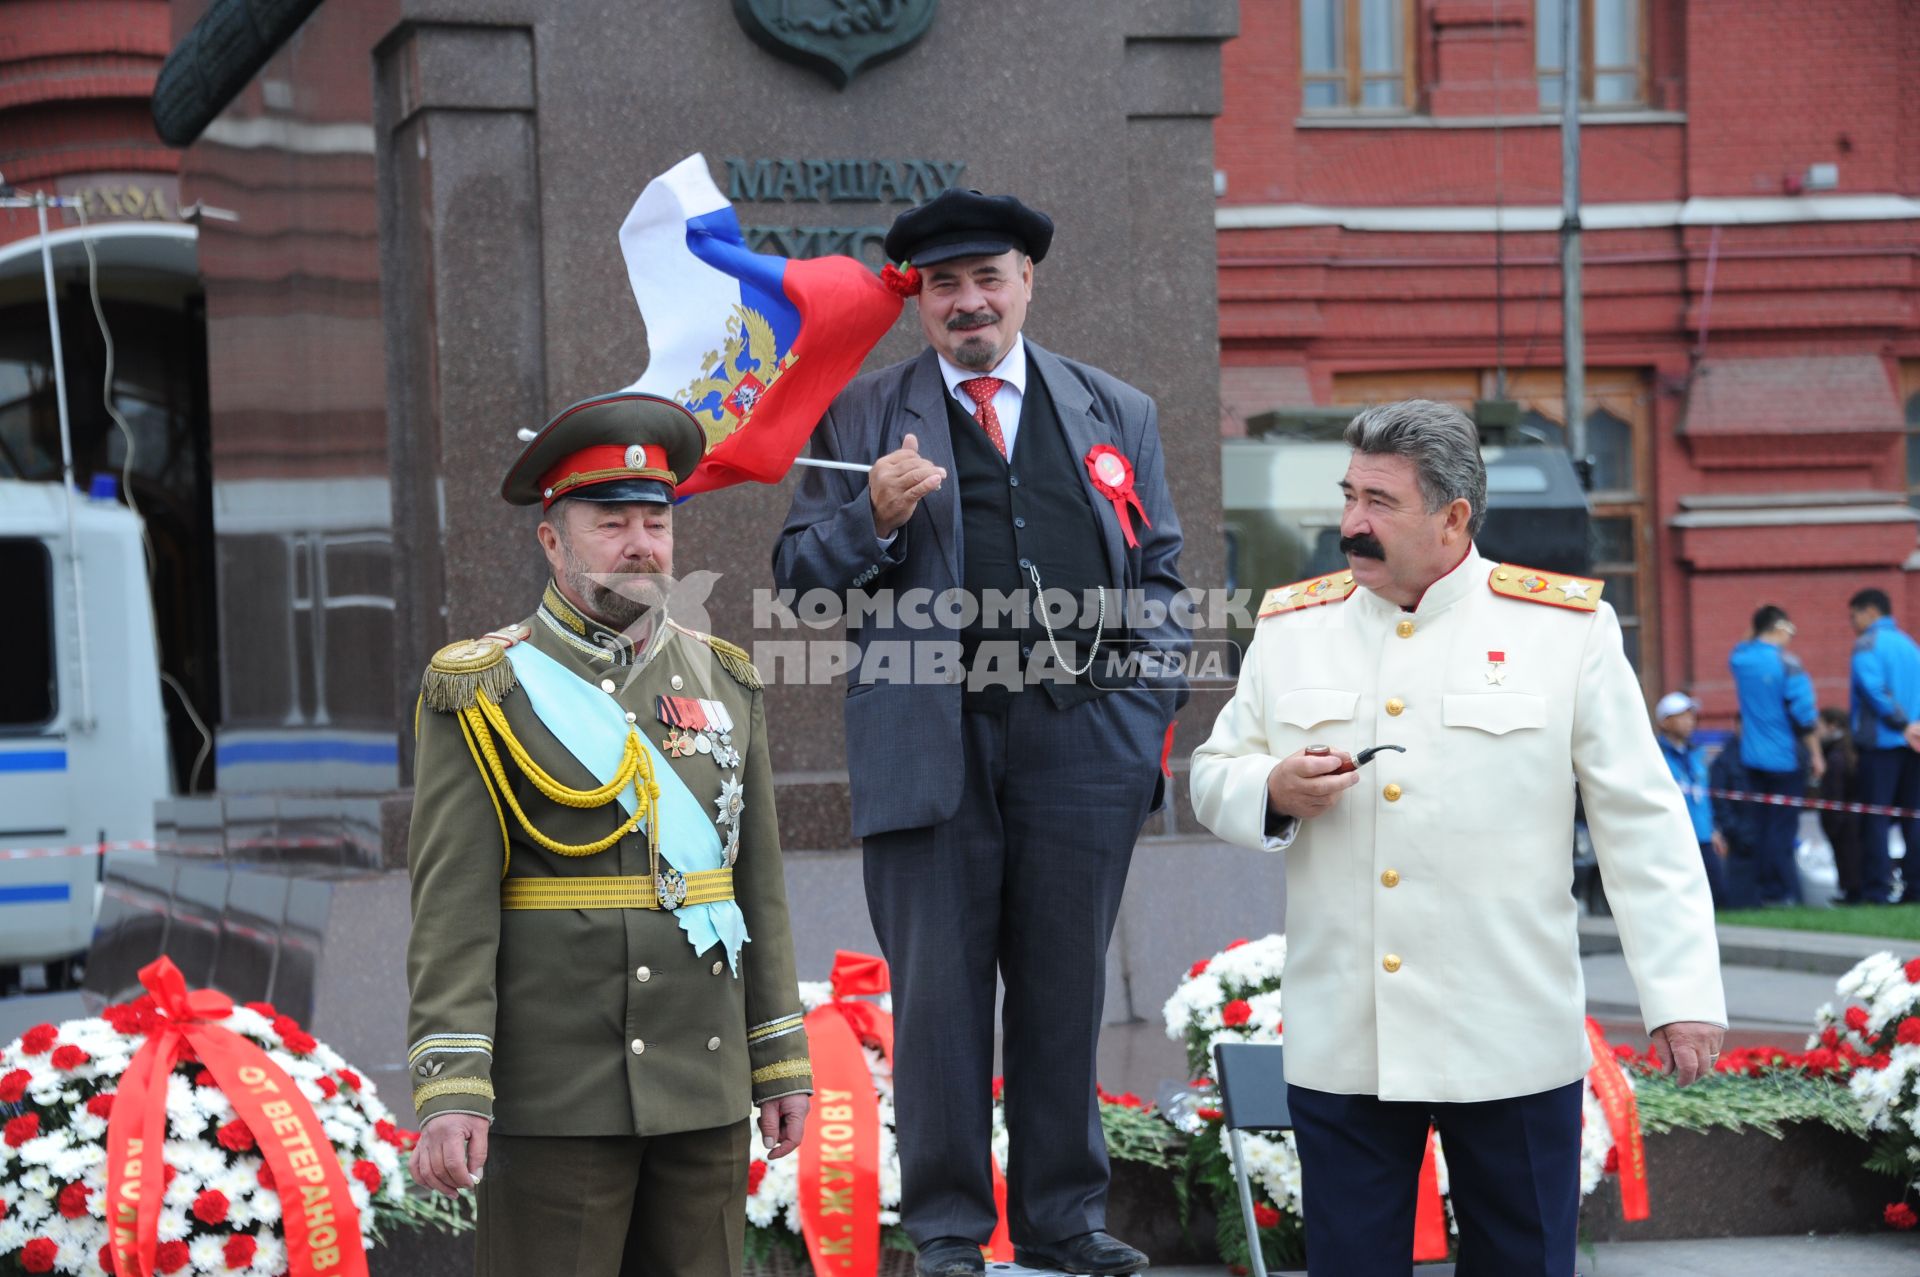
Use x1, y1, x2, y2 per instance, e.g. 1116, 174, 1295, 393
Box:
1655, 590, 1920, 908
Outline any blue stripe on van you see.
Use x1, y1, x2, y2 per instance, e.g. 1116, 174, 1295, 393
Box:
216, 740, 398, 766
0, 751, 67, 773
0, 884, 71, 905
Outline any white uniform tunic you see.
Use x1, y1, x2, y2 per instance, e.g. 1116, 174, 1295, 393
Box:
1191, 548, 1725, 1103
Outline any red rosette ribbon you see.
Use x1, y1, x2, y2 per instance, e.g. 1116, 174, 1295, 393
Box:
880, 261, 922, 298
1083, 444, 1151, 548
103, 958, 370, 1277
1584, 1018, 1650, 1220
797, 952, 1011, 1277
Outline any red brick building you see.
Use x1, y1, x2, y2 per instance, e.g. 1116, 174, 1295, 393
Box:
1213, 0, 1920, 722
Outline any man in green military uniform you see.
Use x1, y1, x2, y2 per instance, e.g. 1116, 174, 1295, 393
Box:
404, 391, 812, 1275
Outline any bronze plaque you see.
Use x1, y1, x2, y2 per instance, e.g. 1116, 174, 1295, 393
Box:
733, 0, 940, 89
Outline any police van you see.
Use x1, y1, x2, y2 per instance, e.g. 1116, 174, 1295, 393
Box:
0, 479, 171, 994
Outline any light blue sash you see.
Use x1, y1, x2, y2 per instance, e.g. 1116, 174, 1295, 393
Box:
503, 642, 748, 972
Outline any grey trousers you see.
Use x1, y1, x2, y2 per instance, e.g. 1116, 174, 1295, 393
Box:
863, 685, 1164, 1247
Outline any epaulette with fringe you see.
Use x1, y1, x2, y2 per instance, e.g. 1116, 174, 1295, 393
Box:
421, 624, 530, 712
671, 621, 762, 691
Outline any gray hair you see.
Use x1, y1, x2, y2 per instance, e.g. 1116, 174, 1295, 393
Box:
1343, 399, 1487, 535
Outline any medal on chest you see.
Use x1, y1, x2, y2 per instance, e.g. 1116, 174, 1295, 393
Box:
657, 695, 741, 768
714, 773, 744, 867
1485, 650, 1507, 686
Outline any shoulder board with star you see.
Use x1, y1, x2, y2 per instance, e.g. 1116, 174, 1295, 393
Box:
420, 623, 530, 712
1259, 572, 1358, 619
1487, 564, 1603, 613
670, 621, 762, 691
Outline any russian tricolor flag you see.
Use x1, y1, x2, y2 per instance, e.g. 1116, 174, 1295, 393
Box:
620, 154, 904, 496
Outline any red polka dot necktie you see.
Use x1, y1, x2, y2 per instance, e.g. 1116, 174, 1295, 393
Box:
960, 377, 1008, 458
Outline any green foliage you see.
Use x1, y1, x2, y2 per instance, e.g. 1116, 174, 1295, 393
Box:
1717, 906, 1920, 942
1866, 1133, 1915, 1180
1178, 1125, 1306, 1271
1631, 1067, 1866, 1139
368, 1186, 478, 1245
1102, 1100, 1184, 1169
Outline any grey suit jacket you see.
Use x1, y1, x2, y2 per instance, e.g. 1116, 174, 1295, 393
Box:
772, 341, 1190, 838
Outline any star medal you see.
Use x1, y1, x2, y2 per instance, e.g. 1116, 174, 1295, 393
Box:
714, 774, 745, 865
1486, 649, 1507, 686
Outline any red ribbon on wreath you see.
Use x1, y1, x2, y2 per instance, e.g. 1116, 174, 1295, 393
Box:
1083, 445, 1151, 548
798, 952, 1011, 1277
104, 958, 369, 1277
1585, 1018, 1650, 1220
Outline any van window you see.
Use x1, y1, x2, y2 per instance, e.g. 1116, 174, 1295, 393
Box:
0, 538, 56, 727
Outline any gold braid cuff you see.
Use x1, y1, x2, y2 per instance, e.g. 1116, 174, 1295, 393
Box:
412, 1077, 495, 1106
752, 1059, 815, 1085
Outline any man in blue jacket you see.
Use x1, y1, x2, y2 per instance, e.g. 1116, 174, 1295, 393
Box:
1656, 692, 1727, 909
1849, 588, 1920, 903
1729, 606, 1822, 904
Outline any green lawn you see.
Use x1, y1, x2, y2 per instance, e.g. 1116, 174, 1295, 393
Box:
1718, 905, 1920, 942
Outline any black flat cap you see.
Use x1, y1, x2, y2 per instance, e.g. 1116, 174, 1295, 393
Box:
884, 189, 1054, 267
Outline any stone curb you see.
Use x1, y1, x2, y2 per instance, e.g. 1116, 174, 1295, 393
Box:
1579, 916, 1901, 976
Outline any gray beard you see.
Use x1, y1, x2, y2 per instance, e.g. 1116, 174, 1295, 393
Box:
560, 540, 658, 631
952, 335, 999, 370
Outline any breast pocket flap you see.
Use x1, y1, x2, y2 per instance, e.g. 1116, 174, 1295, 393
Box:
1442, 693, 1547, 735
1273, 688, 1360, 731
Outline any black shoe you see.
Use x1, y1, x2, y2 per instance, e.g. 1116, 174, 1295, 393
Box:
1014, 1231, 1149, 1276
915, 1238, 985, 1277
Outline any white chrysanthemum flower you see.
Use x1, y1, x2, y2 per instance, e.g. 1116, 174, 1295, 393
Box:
18, 1164, 54, 1195
154, 1205, 191, 1241
251, 1231, 287, 1274
46, 1140, 102, 1181
189, 1232, 229, 1272
0, 1217, 26, 1254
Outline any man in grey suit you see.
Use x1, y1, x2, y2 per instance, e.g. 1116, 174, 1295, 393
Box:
774, 190, 1187, 1277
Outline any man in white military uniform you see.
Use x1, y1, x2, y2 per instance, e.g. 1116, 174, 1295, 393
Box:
1191, 399, 1725, 1277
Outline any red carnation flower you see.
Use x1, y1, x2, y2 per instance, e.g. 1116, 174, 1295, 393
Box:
280, 1028, 317, 1054
1898, 1018, 1920, 1046
1189, 958, 1210, 979
0, 1069, 29, 1103
217, 1119, 256, 1152
1867, 1053, 1893, 1071
20, 1238, 57, 1274
1604, 1146, 1620, 1174
1907, 958, 1920, 984
57, 1181, 89, 1219
193, 1188, 230, 1225
86, 1091, 115, 1118
99, 1244, 114, 1272
880, 261, 922, 298
245, 1001, 277, 1019
337, 1067, 363, 1091
1226, 938, 1250, 950
1222, 999, 1253, 1028
258, 1161, 276, 1190
163, 1164, 177, 1188
991, 1076, 1005, 1100
19, 1024, 56, 1055
155, 1239, 190, 1273
747, 1159, 769, 1195
1273, 1019, 1283, 1036
1195, 1106, 1224, 1121
1886, 1201, 1918, 1230
0, 1196, 8, 1219
1821, 1026, 1841, 1049
351, 1159, 382, 1193
1252, 1202, 1282, 1228
316, 1075, 338, 1100
5, 1113, 41, 1146
49, 1044, 89, 1070
224, 1234, 259, 1268
194, 1068, 218, 1088
1846, 1006, 1871, 1033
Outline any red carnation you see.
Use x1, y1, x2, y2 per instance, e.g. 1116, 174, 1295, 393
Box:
880, 261, 922, 298
0, 1196, 8, 1219
20, 1238, 57, 1274
1226, 938, 1250, 950
1604, 1147, 1620, 1174
1846, 1006, 1871, 1033
747, 1159, 769, 1195
163, 1164, 177, 1188
1821, 1026, 1841, 1049
1273, 1019, 1283, 1036
316, 1075, 338, 1100
86, 1091, 115, 1118
19, 1024, 56, 1055
5, 1113, 41, 1146
155, 1239, 190, 1273
1196, 1106, 1224, 1121
245, 1001, 277, 1019
1189, 958, 1210, 979
258, 1161, 276, 1190
1867, 1052, 1892, 1071
1887, 1201, 1918, 1230
193, 1188, 231, 1225
216, 1119, 256, 1152
0, 1069, 29, 1102
194, 1068, 218, 1088
351, 1159, 382, 1193
991, 1076, 1005, 1100
49, 1044, 89, 1070
1222, 999, 1253, 1028
224, 1234, 259, 1268
280, 1028, 317, 1054
336, 1068, 362, 1091
1898, 1018, 1920, 1046
1907, 958, 1920, 984
1252, 1203, 1282, 1228
99, 1244, 114, 1272
57, 1181, 89, 1219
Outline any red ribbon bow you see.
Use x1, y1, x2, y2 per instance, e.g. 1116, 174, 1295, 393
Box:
797, 953, 1010, 1277
104, 958, 370, 1277
1083, 445, 1151, 548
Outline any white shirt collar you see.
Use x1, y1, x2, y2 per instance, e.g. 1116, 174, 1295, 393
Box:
937, 333, 1027, 400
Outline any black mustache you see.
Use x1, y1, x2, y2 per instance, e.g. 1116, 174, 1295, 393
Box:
1340, 534, 1386, 561
947, 313, 996, 332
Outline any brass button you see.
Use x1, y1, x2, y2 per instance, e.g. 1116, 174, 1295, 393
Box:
707, 1036, 721, 1051
1384, 783, 1403, 802
630, 1038, 646, 1055
1382, 954, 1402, 973
635, 966, 651, 983
671, 675, 684, 690
1395, 620, 1415, 639
600, 678, 617, 693
711, 961, 724, 976
625, 711, 638, 724
1385, 697, 1405, 716
1381, 869, 1400, 888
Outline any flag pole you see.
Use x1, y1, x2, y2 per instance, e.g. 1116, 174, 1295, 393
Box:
792, 456, 873, 474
